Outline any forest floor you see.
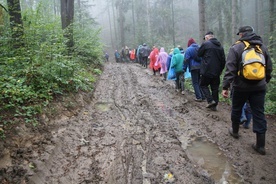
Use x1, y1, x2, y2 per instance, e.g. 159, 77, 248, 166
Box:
0, 61, 276, 184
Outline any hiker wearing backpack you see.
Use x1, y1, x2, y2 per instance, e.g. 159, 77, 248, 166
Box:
221, 26, 273, 155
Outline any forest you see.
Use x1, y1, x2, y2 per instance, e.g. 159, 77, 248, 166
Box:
0, 0, 275, 135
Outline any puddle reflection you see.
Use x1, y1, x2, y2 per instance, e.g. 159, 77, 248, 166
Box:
186, 137, 243, 184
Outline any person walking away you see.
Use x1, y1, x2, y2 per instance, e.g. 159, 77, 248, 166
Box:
171, 47, 184, 93
114, 50, 121, 62
149, 47, 160, 75
130, 49, 136, 62
139, 43, 151, 68
136, 45, 142, 64
104, 53, 109, 62
184, 38, 205, 101
198, 31, 226, 111
156, 47, 169, 80
222, 26, 272, 155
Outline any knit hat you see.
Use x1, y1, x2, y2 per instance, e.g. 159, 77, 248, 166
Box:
187, 38, 196, 47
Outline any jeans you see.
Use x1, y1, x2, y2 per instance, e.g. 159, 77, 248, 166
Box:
231, 89, 267, 134
191, 69, 204, 99
200, 76, 220, 105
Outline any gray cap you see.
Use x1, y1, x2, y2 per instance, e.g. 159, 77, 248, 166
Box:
236, 26, 254, 35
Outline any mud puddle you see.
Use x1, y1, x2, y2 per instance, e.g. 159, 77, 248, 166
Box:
186, 136, 243, 183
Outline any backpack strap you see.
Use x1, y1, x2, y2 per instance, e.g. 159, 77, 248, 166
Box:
241, 40, 263, 54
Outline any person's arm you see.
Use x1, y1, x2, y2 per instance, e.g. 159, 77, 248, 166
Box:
222, 46, 238, 98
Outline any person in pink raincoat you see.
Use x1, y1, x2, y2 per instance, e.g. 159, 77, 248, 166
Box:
156, 47, 168, 80
149, 47, 160, 75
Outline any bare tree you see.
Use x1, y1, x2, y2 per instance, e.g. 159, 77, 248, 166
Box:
269, 0, 275, 57
107, 2, 114, 49
60, 0, 74, 50
198, 0, 206, 42
231, 0, 237, 43
7, 0, 24, 49
111, 0, 118, 48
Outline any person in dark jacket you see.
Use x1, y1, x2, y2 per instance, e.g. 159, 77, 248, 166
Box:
198, 31, 226, 111
184, 38, 205, 101
222, 26, 272, 155
139, 43, 151, 68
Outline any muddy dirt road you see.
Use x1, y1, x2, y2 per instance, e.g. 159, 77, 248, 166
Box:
1, 62, 276, 184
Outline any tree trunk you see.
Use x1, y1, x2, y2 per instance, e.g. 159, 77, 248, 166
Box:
231, 0, 237, 43
116, 0, 125, 47
198, 0, 206, 42
107, 2, 114, 49
258, 0, 264, 37
7, 0, 24, 49
269, 0, 275, 58
171, 0, 175, 47
255, 0, 258, 34
146, 0, 151, 44
60, 0, 74, 50
131, 0, 135, 44
112, 0, 118, 48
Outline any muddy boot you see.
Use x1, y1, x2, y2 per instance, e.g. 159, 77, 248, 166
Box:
229, 122, 239, 139
252, 133, 266, 155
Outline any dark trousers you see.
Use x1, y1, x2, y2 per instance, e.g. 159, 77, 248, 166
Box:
142, 56, 148, 67
175, 71, 184, 90
231, 89, 267, 134
200, 76, 220, 105
191, 69, 204, 99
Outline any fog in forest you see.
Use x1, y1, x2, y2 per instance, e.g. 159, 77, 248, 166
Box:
87, 0, 274, 55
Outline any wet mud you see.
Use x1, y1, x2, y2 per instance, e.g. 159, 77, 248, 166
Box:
1, 62, 276, 184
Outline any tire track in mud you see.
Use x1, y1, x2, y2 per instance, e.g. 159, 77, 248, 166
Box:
29, 62, 262, 183
28, 62, 217, 184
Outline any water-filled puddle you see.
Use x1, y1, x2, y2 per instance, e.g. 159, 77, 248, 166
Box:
95, 102, 111, 112
186, 137, 243, 184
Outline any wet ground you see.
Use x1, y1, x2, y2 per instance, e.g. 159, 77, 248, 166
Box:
0, 62, 276, 184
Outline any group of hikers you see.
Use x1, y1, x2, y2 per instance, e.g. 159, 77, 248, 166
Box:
113, 26, 273, 155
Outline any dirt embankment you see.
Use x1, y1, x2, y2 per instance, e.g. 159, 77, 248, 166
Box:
1, 62, 276, 184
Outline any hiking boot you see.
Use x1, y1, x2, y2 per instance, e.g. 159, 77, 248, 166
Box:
240, 117, 247, 124
243, 124, 250, 129
206, 100, 216, 108
194, 98, 203, 102
252, 133, 266, 155
228, 127, 239, 139
210, 106, 217, 111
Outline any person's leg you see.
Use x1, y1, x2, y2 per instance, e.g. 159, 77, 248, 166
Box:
230, 90, 248, 138
210, 77, 220, 106
175, 71, 182, 91
200, 76, 212, 103
248, 90, 266, 154
179, 72, 185, 92
191, 70, 202, 100
240, 104, 247, 124
243, 111, 252, 129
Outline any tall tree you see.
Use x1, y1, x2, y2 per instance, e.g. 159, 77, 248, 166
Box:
231, 0, 237, 43
7, 0, 24, 49
269, 0, 275, 58
111, 0, 118, 48
60, 0, 74, 50
198, 0, 206, 41
107, 2, 114, 49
